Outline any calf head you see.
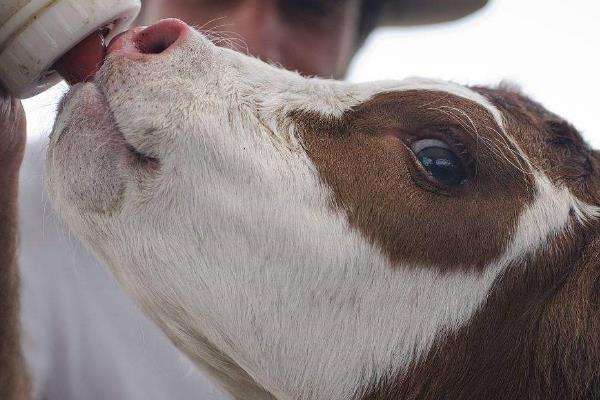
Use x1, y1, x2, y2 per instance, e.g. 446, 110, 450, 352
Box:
46, 19, 600, 400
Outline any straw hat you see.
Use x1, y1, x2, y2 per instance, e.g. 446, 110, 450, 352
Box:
379, 0, 489, 26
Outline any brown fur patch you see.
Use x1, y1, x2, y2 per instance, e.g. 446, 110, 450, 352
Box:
294, 90, 534, 271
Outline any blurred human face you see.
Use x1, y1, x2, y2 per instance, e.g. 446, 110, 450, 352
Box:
141, 0, 361, 78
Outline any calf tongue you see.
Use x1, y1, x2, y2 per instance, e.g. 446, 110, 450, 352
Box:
53, 30, 107, 85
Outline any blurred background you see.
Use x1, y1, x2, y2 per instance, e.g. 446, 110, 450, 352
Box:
24, 0, 600, 146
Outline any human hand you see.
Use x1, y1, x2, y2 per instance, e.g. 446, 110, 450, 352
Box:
0, 87, 29, 400
0, 87, 26, 176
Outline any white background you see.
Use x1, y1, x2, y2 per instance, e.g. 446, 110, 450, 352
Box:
25, 0, 600, 147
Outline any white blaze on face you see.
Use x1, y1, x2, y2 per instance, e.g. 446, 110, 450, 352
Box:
45, 26, 599, 400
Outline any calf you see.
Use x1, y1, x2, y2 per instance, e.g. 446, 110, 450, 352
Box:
45, 19, 600, 400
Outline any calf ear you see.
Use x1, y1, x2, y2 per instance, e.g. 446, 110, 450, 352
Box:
535, 236, 600, 398
588, 150, 600, 203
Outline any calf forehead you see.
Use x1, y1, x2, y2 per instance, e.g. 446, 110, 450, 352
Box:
474, 86, 599, 203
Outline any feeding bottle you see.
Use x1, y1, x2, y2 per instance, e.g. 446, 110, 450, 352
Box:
0, 0, 140, 98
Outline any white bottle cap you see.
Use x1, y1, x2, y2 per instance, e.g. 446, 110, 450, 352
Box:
0, 0, 141, 98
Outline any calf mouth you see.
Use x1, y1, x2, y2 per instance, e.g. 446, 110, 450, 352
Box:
56, 82, 160, 173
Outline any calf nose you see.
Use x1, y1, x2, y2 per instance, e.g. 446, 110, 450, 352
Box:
107, 19, 190, 58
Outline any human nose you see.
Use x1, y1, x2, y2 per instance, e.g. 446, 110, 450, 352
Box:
221, 0, 285, 65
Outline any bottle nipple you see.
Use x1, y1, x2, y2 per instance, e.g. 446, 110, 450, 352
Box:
53, 30, 107, 85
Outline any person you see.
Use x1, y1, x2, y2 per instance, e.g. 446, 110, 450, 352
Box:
0, 1, 488, 399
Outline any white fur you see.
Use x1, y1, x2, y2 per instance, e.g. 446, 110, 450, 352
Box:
45, 27, 597, 400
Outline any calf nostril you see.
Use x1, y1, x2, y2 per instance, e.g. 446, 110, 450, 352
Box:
134, 19, 188, 55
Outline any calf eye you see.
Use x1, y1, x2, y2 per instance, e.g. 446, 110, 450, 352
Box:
411, 139, 468, 187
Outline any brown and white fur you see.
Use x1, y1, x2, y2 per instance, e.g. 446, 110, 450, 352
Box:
44, 19, 600, 400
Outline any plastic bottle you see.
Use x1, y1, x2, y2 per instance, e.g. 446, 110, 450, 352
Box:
0, 0, 140, 98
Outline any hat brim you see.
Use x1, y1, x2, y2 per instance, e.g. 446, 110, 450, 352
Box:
378, 0, 489, 26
